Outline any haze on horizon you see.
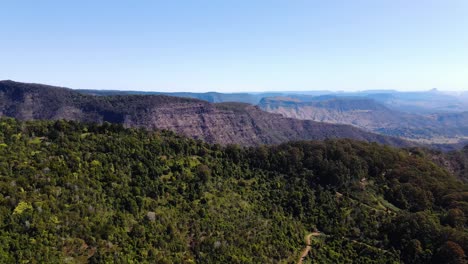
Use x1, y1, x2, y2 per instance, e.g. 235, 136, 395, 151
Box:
1, 0, 467, 93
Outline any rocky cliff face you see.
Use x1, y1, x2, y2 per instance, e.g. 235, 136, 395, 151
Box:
259, 97, 403, 128
259, 96, 468, 144
0, 80, 412, 147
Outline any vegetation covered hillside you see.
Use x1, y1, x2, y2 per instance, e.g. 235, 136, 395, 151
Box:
0, 118, 467, 263
0, 80, 413, 147
429, 146, 468, 183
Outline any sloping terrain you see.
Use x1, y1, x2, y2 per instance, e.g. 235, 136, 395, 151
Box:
0, 119, 466, 263
0, 80, 411, 147
428, 145, 468, 182
259, 96, 468, 144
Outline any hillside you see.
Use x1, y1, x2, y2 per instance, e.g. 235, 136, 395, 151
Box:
429, 146, 468, 182
259, 97, 402, 126
0, 118, 467, 263
80, 88, 468, 114
79, 90, 269, 105
259, 96, 468, 144
0, 80, 411, 147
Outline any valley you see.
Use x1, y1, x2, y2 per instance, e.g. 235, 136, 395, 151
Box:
78, 82, 468, 148
3, 1, 468, 263
258, 96, 468, 146
0, 80, 412, 147
1, 81, 468, 264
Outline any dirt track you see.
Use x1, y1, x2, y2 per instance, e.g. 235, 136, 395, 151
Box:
297, 232, 321, 264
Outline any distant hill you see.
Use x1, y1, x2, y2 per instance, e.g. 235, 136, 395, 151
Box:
80, 90, 268, 105
259, 96, 468, 145
79, 89, 333, 105
0, 80, 412, 147
79, 88, 468, 114
332, 89, 468, 113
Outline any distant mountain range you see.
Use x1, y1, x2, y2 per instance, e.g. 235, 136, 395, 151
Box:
4, 80, 468, 148
258, 96, 468, 144
79, 84, 468, 146
0, 80, 411, 147
80, 87, 468, 114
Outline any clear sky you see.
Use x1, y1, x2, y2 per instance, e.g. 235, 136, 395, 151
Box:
1, 0, 467, 92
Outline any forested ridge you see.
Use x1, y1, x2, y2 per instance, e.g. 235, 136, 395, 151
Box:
0, 80, 413, 147
0, 118, 467, 263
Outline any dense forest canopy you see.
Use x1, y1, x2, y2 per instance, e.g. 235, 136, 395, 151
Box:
0, 118, 467, 263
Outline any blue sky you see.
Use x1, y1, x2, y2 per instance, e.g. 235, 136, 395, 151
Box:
1, 0, 467, 92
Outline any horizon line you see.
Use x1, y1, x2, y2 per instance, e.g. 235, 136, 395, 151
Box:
1, 79, 467, 94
